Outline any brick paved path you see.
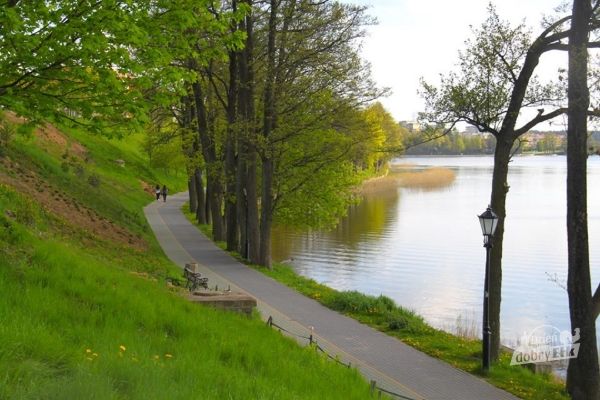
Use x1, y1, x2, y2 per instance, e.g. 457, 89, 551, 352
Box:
144, 193, 519, 400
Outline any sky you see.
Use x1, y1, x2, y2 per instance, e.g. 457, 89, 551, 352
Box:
348, 0, 568, 125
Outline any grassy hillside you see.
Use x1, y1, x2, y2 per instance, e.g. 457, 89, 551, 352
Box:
0, 118, 373, 399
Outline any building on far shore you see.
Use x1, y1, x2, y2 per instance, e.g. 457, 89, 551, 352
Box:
399, 120, 421, 132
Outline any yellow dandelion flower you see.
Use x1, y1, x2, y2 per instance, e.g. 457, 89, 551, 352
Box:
92, 353, 98, 357
165, 353, 173, 358
119, 345, 126, 352
86, 349, 92, 353
153, 355, 160, 360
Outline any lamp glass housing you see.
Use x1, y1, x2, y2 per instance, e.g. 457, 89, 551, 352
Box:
478, 207, 498, 237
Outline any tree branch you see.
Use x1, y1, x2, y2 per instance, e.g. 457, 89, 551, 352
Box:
545, 41, 600, 51
493, 49, 518, 83
540, 15, 571, 39
515, 108, 567, 135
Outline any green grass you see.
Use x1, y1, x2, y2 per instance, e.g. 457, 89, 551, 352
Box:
182, 206, 569, 400
9, 128, 183, 238
0, 124, 376, 399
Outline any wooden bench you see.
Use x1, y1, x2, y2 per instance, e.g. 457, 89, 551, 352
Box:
183, 266, 208, 292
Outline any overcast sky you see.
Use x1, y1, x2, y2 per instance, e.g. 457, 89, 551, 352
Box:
349, 1, 568, 124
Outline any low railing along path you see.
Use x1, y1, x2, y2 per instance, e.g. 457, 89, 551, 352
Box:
144, 193, 519, 400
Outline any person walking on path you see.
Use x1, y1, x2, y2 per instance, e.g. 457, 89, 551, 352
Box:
155, 184, 161, 201
161, 185, 168, 202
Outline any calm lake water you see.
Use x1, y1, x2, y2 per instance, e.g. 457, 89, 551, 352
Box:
272, 155, 600, 347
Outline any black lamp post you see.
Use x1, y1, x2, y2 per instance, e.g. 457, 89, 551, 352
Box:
478, 206, 498, 373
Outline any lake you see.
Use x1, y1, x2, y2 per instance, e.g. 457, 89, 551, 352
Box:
272, 155, 600, 348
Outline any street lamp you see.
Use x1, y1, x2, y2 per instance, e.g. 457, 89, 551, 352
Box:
478, 206, 498, 373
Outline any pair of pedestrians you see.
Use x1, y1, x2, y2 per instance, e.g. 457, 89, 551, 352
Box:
155, 185, 168, 202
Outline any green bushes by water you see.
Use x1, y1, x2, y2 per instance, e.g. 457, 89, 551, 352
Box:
326, 291, 423, 333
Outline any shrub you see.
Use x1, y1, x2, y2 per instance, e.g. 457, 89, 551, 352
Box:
73, 164, 85, 177
60, 161, 70, 173
87, 174, 101, 187
0, 116, 16, 155
0, 184, 39, 227
387, 313, 410, 331
327, 291, 397, 315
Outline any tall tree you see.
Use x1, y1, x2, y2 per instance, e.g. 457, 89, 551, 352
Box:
258, 0, 280, 267
254, 0, 381, 268
142, 0, 245, 234
566, 0, 600, 398
224, 34, 240, 251
419, 5, 600, 360
237, 0, 260, 262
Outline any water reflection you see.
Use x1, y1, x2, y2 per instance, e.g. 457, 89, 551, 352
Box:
272, 189, 400, 261
271, 155, 600, 347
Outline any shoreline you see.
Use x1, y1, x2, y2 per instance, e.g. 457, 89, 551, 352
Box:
181, 203, 568, 400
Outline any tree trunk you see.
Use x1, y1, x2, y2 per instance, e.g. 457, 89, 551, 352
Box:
191, 80, 224, 240
260, 158, 274, 267
225, 42, 239, 251
188, 175, 197, 213
205, 175, 212, 226
236, 151, 248, 257
488, 134, 514, 362
566, 1, 600, 398
593, 283, 600, 320
225, 144, 238, 250
208, 176, 225, 240
258, 0, 278, 268
225, 138, 238, 250
246, 150, 260, 263
181, 94, 197, 215
238, 0, 260, 263
194, 167, 207, 224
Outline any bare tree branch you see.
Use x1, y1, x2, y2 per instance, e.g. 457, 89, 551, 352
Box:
515, 108, 567, 135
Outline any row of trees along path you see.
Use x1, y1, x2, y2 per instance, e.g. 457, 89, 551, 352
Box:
1, 0, 402, 271
163, 0, 401, 271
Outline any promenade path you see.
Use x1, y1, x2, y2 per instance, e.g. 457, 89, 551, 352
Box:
144, 193, 519, 400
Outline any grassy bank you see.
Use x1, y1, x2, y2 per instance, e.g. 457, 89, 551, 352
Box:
183, 208, 568, 400
0, 120, 375, 399
250, 264, 568, 400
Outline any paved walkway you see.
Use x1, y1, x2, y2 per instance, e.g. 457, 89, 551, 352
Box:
144, 193, 519, 400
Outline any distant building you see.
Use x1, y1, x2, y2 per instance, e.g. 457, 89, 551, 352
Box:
399, 120, 421, 132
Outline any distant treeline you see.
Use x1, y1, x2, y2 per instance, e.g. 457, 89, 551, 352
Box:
404, 130, 600, 155
404, 132, 496, 155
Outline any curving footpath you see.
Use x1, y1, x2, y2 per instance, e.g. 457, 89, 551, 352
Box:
144, 193, 519, 400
